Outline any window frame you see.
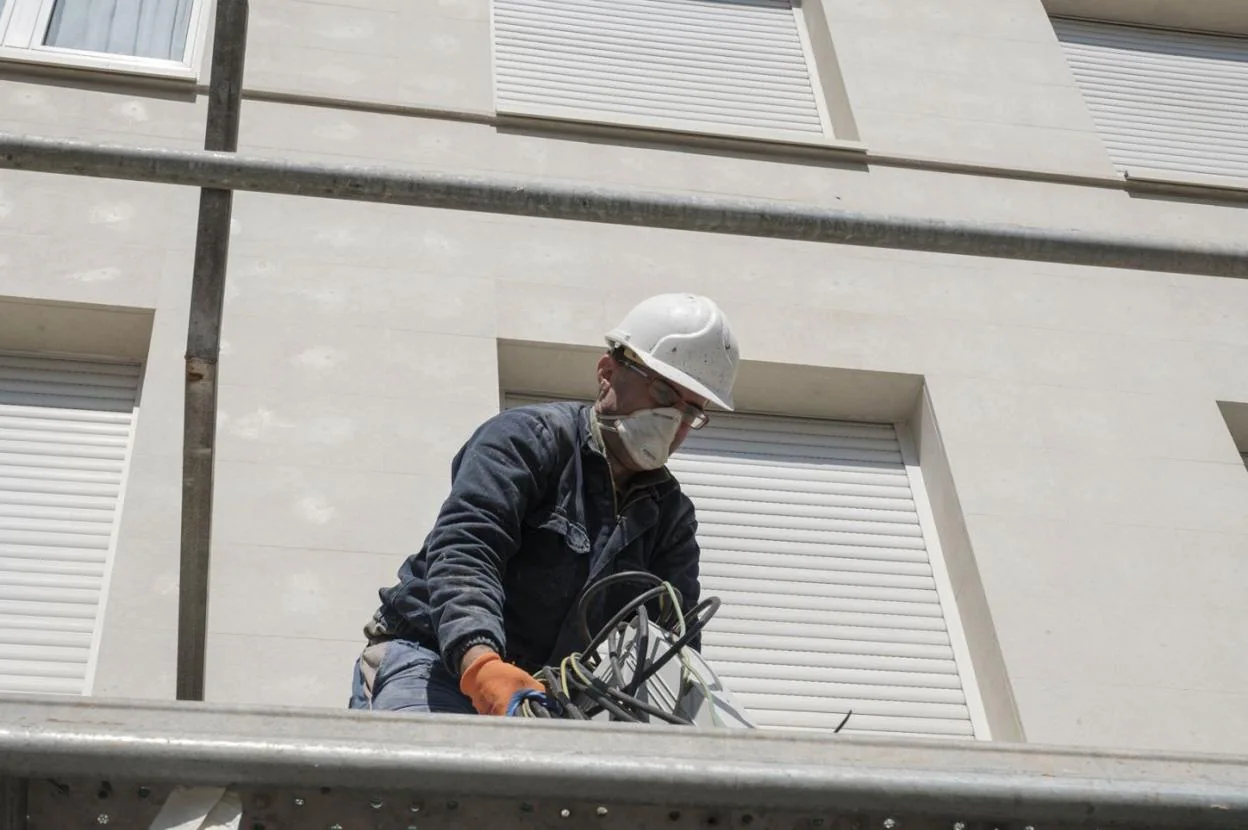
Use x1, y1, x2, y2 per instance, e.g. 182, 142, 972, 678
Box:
0, 0, 211, 82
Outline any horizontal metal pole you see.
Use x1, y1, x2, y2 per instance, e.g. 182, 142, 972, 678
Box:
0, 696, 1245, 827
2, 132, 1247, 279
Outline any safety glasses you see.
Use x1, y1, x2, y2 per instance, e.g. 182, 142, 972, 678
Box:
618, 358, 709, 430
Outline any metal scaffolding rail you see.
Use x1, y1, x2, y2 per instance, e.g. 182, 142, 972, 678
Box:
0, 696, 1246, 830
3, 131, 1248, 280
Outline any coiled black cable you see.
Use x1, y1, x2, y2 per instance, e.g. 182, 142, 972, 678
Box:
513, 571, 720, 723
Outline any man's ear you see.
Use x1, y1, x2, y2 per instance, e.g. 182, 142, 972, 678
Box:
595, 353, 615, 400
596, 353, 615, 384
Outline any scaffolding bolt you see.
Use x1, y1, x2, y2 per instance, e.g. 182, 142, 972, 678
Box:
561, 808, 572, 818
410, 803, 423, 813
329, 824, 343, 830
884, 820, 897, 830
954, 824, 966, 830
294, 797, 305, 807
597, 806, 609, 817
521, 803, 534, 813
137, 786, 151, 799
96, 815, 110, 825
370, 798, 384, 810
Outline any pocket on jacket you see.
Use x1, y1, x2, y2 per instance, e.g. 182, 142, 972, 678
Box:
523, 506, 591, 554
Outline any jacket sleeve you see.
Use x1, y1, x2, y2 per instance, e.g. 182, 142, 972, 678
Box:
647, 496, 703, 650
424, 408, 555, 674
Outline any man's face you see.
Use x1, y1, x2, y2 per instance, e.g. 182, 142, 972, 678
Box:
595, 353, 707, 466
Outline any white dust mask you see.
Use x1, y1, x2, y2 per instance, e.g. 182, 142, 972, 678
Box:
600, 407, 683, 470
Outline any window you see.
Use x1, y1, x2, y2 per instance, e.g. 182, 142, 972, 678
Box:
0, 0, 206, 79
492, 0, 841, 145
1054, 19, 1248, 181
505, 395, 989, 739
0, 351, 141, 695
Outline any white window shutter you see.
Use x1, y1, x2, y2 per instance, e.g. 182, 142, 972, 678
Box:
669, 413, 983, 738
493, 0, 829, 141
0, 353, 141, 695
1055, 19, 1248, 179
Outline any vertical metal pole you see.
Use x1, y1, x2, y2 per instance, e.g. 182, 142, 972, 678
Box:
0, 778, 27, 830
178, 0, 249, 701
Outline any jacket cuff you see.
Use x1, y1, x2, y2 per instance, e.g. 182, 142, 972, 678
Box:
447, 633, 502, 677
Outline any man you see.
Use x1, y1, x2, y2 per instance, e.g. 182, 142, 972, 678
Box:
349, 293, 740, 715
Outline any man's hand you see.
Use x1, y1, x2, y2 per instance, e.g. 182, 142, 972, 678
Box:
459, 649, 543, 715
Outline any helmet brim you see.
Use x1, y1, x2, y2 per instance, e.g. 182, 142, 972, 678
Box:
629, 348, 735, 412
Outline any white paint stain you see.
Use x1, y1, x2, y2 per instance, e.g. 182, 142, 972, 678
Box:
321, 21, 374, 39
306, 416, 356, 444
315, 227, 358, 248
223, 406, 293, 439
432, 34, 461, 53
422, 230, 455, 253
153, 572, 178, 596
68, 267, 121, 283
242, 259, 277, 277
313, 65, 363, 84
114, 100, 149, 122
88, 203, 135, 225
11, 88, 48, 108
293, 346, 340, 370
297, 286, 348, 308
314, 122, 361, 142
282, 573, 325, 613
297, 494, 336, 525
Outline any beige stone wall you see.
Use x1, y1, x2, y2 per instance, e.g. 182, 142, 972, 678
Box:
1, 0, 1246, 752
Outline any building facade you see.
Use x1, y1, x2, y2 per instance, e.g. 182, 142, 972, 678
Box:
1, 0, 1246, 752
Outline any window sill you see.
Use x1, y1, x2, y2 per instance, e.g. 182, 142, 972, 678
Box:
1124, 166, 1248, 200
496, 105, 867, 163
0, 46, 199, 87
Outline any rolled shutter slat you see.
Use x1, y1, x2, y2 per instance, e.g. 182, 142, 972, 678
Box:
1055, 18, 1248, 178
493, 0, 828, 140
672, 414, 979, 738
0, 353, 139, 695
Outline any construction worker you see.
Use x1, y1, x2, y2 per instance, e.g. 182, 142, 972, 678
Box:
348, 293, 740, 716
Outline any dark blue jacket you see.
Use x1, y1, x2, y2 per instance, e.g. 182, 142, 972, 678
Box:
373, 402, 701, 674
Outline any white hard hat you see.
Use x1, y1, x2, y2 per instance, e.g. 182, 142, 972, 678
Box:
606, 293, 740, 410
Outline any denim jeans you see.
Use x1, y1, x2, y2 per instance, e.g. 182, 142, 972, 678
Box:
347, 638, 476, 714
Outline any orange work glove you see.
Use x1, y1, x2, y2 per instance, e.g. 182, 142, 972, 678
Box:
458, 651, 543, 716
